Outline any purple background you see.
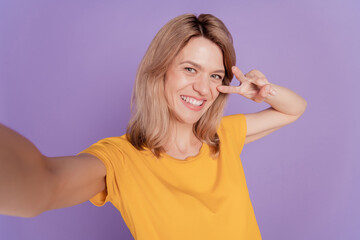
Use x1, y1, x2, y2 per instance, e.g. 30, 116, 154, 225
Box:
1, 0, 359, 239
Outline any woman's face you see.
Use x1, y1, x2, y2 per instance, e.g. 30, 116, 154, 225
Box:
164, 37, 225, 125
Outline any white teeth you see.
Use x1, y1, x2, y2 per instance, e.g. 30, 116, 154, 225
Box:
181, 96, 204, 106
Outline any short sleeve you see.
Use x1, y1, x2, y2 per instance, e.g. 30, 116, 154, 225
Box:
77, 138, 124, 207
218, 114, 247, 155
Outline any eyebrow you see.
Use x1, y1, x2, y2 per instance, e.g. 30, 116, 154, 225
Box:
179, 60, 225, 74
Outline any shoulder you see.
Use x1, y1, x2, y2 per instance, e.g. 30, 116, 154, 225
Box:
96, 135, 129, 146
218, 114, 247, 141
79, 135, 137, 162
88, 135, 134, 149
220, 114, 246, 124
218, 114, 247, 133
217, 114, 247, 154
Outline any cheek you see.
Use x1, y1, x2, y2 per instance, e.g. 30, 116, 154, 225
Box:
163, 79, 173, 105
210, 82, 221, 99
164, 71, 182, 90
164, 78, 180, 107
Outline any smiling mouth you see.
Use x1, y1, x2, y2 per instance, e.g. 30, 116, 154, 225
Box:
180, 95, 205, 106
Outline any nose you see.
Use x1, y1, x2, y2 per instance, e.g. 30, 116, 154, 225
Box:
193, 74, 210, 96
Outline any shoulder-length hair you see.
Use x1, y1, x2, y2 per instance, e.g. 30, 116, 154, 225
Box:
126, 13, 236, 158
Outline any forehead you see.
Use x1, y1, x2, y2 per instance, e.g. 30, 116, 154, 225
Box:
173, 37, 224, 70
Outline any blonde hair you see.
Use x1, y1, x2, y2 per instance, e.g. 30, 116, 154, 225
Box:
126, 13, 236, 158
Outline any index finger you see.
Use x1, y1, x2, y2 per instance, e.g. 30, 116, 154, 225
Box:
232, 66, 249, 84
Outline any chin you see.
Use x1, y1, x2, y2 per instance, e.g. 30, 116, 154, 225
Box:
173, 112, 203, 125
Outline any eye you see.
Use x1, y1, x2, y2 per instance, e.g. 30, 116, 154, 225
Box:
185, 67, 196, 73
211, 74, 223, 80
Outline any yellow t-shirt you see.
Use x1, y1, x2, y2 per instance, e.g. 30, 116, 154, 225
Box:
79, 114, 261, 240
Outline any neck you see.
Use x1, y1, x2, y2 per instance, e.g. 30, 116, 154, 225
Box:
163, 120, 201, 154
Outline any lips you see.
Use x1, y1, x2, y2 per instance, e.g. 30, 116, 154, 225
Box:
180, 95, 204, 106
180, 95, 206, 111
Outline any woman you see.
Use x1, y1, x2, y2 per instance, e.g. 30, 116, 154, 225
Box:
0, 14, 306, 239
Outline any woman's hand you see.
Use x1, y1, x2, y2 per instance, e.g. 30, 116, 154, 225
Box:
216, 66, 307, 144
217, 66, 277, 103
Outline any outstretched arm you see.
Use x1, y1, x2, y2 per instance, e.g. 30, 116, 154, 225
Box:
217, 66, 307, 144
0, 123, 106, 218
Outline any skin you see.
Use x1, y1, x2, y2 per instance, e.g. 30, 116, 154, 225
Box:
0, 36, 307, 218
163, 37, 225, 158
163, 36, 307, 159
164, 37, 225, 125
218, 67, 307, 144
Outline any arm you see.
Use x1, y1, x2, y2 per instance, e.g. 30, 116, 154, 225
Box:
0, 123, 106, 218
217, 67, 307, 144
245, 82, 307, 143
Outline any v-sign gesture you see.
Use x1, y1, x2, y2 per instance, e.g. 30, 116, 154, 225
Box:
217, 66, 276, 103
217, 66, 307, 144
